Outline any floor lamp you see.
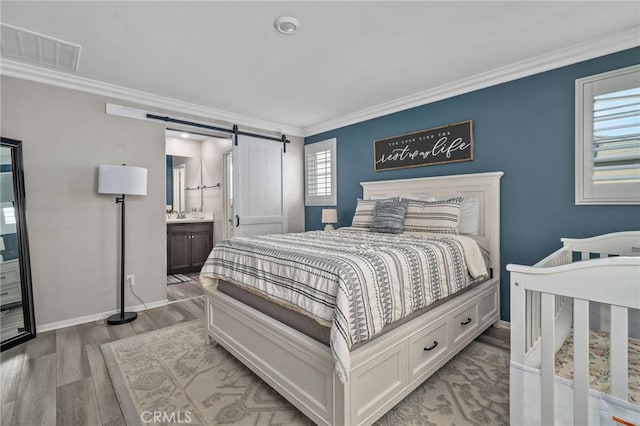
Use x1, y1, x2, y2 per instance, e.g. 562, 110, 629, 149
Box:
98, 164, 147, 325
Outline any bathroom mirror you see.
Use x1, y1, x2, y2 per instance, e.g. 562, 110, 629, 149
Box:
0, 137, 36, 351
166, 154, 203, 213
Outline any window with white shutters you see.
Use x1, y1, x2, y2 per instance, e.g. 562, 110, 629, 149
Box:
576, 64, 640, 205
305, 138, 337, 206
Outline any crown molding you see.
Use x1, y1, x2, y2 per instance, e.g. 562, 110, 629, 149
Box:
0, 59, 304, 137
300, 26, 640, 137
2, 26, 638, 139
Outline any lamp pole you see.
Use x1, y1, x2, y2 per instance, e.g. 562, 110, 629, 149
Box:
107, 193, 137, 325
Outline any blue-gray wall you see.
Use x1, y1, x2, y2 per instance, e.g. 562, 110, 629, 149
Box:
305, 47, 640, 322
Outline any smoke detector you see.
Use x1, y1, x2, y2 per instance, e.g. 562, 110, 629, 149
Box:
274, 16, 301, 35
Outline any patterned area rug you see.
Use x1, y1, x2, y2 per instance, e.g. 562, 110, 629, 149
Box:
167, 274, 197, 285
102, 321, 509, 425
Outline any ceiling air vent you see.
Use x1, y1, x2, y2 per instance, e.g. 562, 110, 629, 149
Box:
1, 23, 81, 72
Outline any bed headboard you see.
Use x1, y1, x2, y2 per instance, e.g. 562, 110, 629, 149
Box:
360, 171, 504, 278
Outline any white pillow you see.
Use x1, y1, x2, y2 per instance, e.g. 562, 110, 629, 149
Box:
409, 196, 480, 236
458, 196, 480, 236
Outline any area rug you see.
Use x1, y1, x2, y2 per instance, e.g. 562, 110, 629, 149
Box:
167, 274, 196, 285
102, 321, 509, 425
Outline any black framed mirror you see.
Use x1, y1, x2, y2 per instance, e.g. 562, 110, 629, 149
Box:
1, 137, 36, 351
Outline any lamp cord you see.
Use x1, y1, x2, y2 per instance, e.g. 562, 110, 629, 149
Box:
129, 282, 148, 310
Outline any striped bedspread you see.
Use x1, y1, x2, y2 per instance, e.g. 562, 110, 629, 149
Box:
200, 228, 488, 383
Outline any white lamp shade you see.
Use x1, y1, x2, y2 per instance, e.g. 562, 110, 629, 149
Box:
321, 208, 338, 224
98, 165, 147, 195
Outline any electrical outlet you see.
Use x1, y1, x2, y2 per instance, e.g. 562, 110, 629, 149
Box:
127, 274, 135, 286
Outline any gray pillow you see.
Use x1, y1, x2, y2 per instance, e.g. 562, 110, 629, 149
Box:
371, 201, 408, 234
351, 197, 399, 229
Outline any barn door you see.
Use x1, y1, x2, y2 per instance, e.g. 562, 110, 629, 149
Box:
232, 135, 286, 237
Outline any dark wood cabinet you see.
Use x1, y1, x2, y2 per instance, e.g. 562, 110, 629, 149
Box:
167, 221, 214, 274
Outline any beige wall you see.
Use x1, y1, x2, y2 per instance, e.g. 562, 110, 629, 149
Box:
284, 134, 305, 233
0, 76, 304, 328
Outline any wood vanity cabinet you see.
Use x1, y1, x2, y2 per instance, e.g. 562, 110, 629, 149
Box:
167, 222, 214, 274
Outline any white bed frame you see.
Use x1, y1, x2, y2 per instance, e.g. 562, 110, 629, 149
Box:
508, 232, 640, 426
204, 171, 504, 426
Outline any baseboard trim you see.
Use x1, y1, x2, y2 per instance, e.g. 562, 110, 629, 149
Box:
36, 299, 168, 333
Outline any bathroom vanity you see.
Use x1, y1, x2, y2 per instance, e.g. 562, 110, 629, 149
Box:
167, 219, 214, 274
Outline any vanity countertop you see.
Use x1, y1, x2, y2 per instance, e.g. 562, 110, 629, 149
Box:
167, 218, 214, 224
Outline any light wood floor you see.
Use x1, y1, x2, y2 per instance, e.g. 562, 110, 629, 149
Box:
0, 296, 205, 426
166, 280, 204, 302
476, 322, 510, 350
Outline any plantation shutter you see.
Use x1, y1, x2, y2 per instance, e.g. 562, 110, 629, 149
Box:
592, 87, 640, 183
576, 64, 640, 204
305, 138, 337, 206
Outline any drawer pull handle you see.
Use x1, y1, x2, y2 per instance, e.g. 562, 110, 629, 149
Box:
461, 317, 472, 326
0, 275, 5, 279
424, 341, 438, 351
0, 292, 8, 296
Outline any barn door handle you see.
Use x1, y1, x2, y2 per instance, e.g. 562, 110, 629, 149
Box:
424, 341, 438, 351
235, 215, 240, 227
461, 317, 472, 326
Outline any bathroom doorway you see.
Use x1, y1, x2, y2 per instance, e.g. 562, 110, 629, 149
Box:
165, 129, 232, 303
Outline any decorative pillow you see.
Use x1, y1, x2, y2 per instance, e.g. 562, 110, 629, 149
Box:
371, 201, 408, 234
351, 197, 399, 229
402, 197, 463, 234
458, 196, 480, 235
408, 196, 480, 235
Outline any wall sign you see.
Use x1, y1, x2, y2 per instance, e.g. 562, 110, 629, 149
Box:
373, 120, 473, 172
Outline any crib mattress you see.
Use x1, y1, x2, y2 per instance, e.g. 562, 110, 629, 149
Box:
555, 329, 640, 403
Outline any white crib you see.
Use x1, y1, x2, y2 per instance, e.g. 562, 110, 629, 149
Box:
508, 231, 640, 426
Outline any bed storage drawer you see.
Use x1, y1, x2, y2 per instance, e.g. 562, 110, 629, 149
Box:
452, 302, 479, 345
409, 317, 449, 380
478, 284, 499, 323
0, 267, 19, 285
0, 260, 21, 307
0, 282, 22, 306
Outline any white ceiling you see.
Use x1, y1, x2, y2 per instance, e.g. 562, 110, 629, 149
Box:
1, 1, 639, 136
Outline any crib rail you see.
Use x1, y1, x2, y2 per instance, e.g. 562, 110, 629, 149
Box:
510, 257, 640, 306
524, 247, 573, 363
561, 231, 640, 259
508, 231, 640, 426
